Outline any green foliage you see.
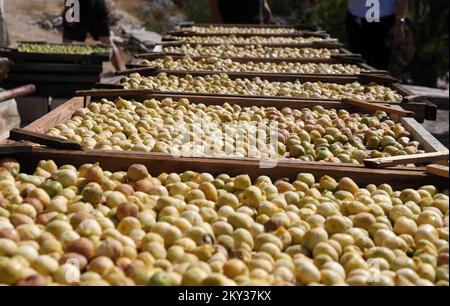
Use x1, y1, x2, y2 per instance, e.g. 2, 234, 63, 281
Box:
182, 0, 211, 23
391, 0, 449, 86
311, 0, 348, 43
269, 0, 449, 86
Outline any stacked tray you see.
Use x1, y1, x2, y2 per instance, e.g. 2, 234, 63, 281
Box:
0, 22, 448, 287
0, 42, 110, 97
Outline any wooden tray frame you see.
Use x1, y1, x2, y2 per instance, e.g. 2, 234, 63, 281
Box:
0, 42, 110, 64
99, 70, 436, 122
2, 147, 445, 190
159, 39, 344, 49
174, 22, 329, 35
126, 53, 383, 77
20, 94, 446, 171
136, 53, 363, 65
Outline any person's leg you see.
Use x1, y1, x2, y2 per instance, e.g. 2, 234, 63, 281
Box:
346, 13, 365, 57
99, 36, 125, 72
365, 15, 395, 70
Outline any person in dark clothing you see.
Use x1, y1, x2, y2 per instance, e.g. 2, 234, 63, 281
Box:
62, 0, 125, 71
346, 0, 408, 70
209, 0, 274, 24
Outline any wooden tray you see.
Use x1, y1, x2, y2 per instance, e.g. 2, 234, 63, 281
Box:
98, 70, 436, 122
19, 94, 446, 168
169, 23, 331, 39
166, 30, 330, 39
2, 147, 447, 190
116, 68, 398, 85
126, 53, 384, 77
134, 52, 370, 67
177, 22, 325, 33
159, 38, 344, 49
0, 44, 109, 64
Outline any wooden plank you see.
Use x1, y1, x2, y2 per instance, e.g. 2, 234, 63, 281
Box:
404, 85, 449, 110
401, 117, 449, 153
364, 151, 449, 169
24, 97, 85, 133
0, 144, 33, 155
76, 89, 155, 97
358, 73, 398, 84
342, 98, 414, 117
9, 62, 103, 74
8, 129, 82, 150
6, 73, 100, 84
426, 164, 449, 178
13, 148, 445, 190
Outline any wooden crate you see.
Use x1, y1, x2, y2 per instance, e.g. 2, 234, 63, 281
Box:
20, 93, 446, 170
0, 42, 109, 64
99, 70, 437, 122
126, 53, 382, 78
136, 52, 363, 66
172, 22, 330, 37
159, 39, 344, 49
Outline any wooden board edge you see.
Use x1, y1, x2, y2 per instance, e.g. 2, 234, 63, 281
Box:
24, 96, 85, 133
10, 148, 445, 190
401, 117, 448, 153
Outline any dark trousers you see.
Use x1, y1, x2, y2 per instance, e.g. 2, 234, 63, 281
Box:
346, 13, 396, 70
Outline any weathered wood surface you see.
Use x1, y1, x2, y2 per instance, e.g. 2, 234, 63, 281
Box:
404, 85, 449, 110
9, 128, 82, 150
342, 98, 414, 117
24, 97, 85, 133
364, 151, 449, 169
426, 164, 449, 178
401, 117, 449, 153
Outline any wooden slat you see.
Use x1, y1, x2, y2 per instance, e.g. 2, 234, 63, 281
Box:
13, 148, 446, 190
401, 117, 449, 153
24, 97, 85, 133
342, 98, 414, 117
9, 62, 103, 74
0, 144, 34, 155
426, 164, 449, 178
9, 129, 82, 151
76, 89, 155, 97
364, 151, 449, 168
358, 73, 398, 84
